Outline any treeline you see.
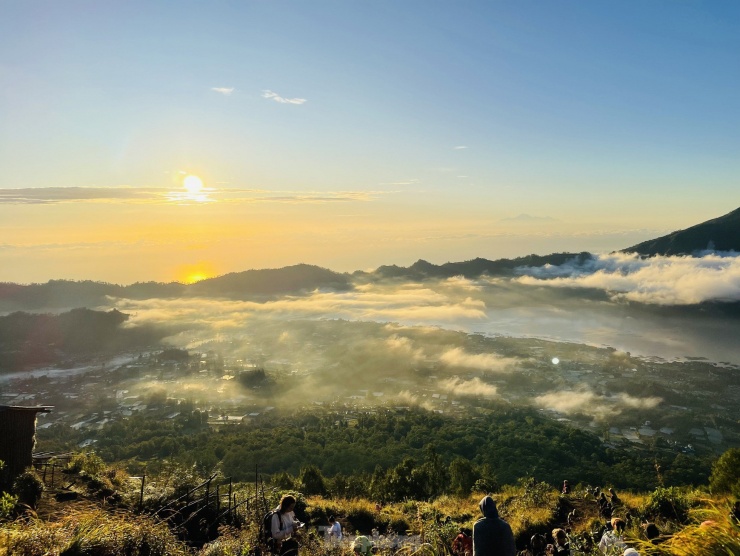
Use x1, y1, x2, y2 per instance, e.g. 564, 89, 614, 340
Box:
0, 308, 166, 372
57, 405, 714, 497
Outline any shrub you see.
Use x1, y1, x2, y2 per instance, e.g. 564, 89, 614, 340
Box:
66, 451, 106, 478
0, 492, 18, 520
345, 506, 377, 534
12, 470, 44, 509
388, 516, 411, 534
642, 486, 694, 522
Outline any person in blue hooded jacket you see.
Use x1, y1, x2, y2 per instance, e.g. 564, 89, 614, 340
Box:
473, 496, 516, 556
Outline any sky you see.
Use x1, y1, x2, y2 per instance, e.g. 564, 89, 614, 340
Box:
1, 1, 739, 284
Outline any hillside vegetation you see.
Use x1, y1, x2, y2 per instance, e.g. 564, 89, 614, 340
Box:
1, 448, 738, 555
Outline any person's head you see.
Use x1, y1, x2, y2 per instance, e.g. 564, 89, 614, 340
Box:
329, 515, 336, 524
644, 523, 659, 540
623, 549, 639, 556
530, 534, 546, 551
479, 496, 499, 519
279, 494, 296, 513
552, 529, 567, 545
611, 518, 626, 533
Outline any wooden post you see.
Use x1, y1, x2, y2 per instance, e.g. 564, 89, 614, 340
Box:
51, 463, 55, 488
216, 484, 220, 514
139, 470, 146, 510
228, 480, 233, 520
205, 478, 210, 509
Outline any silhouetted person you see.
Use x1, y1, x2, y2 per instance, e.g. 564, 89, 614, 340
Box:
643, 522, 660, 544
473, 496, 516, 556
598, 493, 612, 519
550, 529, 570, 555
608, 488, 621, 506
561, 480, 571, 494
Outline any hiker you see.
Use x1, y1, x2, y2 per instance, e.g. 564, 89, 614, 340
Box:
473, 496, 516, 556
270, 494, 304, 555
549, 529, 570, 555
643, 523, 660, 544
328, 515, 342, 542
561, 480, 571, 494
608, 488, 621, 506
527, 534, 547, 556
598, 518, 626, 554
352, 534, 374, 556
452, 527, 473, 556
598, 493, 612, 519
731, 500, 740, 525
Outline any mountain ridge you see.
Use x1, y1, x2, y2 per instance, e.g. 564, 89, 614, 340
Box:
622, 206, 740, 256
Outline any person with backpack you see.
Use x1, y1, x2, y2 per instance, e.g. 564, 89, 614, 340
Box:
268, 495, 304, 555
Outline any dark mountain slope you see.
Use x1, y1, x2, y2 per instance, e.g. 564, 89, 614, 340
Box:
622, 207, 740, 256
364, 252, 593, 281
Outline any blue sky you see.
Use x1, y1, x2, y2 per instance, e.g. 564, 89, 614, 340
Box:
1, 1, 739, 283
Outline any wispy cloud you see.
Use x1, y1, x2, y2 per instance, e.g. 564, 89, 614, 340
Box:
439, 347, 519, 373
515, 252, 740, 305
262, 90, 307, 105
0, 187, 167, 204
453, 145, 468, 150
379, 179, 420, 186
211, 87, 235, 96
535, 388, 662, 421
0, 187, 382, 205
438, 376, 499, 398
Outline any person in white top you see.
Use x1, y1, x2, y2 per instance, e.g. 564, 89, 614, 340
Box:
328, 515, 342, 541
271, 495, 303, 555
599, 518, 627, 554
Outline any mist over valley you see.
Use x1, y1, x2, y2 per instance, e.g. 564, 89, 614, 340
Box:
4, 214, 740, 472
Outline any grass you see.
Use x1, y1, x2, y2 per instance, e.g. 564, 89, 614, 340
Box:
1, 508, 191, 556
2, 459, 736, 556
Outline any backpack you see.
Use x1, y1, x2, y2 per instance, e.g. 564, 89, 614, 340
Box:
262, 510, 283, 544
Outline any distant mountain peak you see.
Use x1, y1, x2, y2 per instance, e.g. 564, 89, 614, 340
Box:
622, 207, 740, 257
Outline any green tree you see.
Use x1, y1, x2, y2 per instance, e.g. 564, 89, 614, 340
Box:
709, 448, 740, 496
297, 465, 327, 496
449, 457, 476, 495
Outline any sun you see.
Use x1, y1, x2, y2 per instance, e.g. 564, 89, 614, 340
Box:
183, 174, 204, 194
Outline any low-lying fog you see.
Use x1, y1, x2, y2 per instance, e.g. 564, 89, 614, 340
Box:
110, 252, 740, 365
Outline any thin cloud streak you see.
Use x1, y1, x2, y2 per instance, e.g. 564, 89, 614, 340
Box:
262, 90, 307, 105
0, 187, 381, 205
211, 87, 235, 95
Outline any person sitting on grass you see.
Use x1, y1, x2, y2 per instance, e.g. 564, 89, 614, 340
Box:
598, 518, 626, 554
352, 533, 374, 556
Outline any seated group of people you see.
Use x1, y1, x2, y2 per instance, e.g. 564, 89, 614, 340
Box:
268, 490, 740, 556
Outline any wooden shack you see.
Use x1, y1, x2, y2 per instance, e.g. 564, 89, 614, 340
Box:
0, 405, 52, 489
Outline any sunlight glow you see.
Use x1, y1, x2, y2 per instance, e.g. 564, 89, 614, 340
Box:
185, 273, 210, 284
183, 175, 204, 194
552, 357, 560, 365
